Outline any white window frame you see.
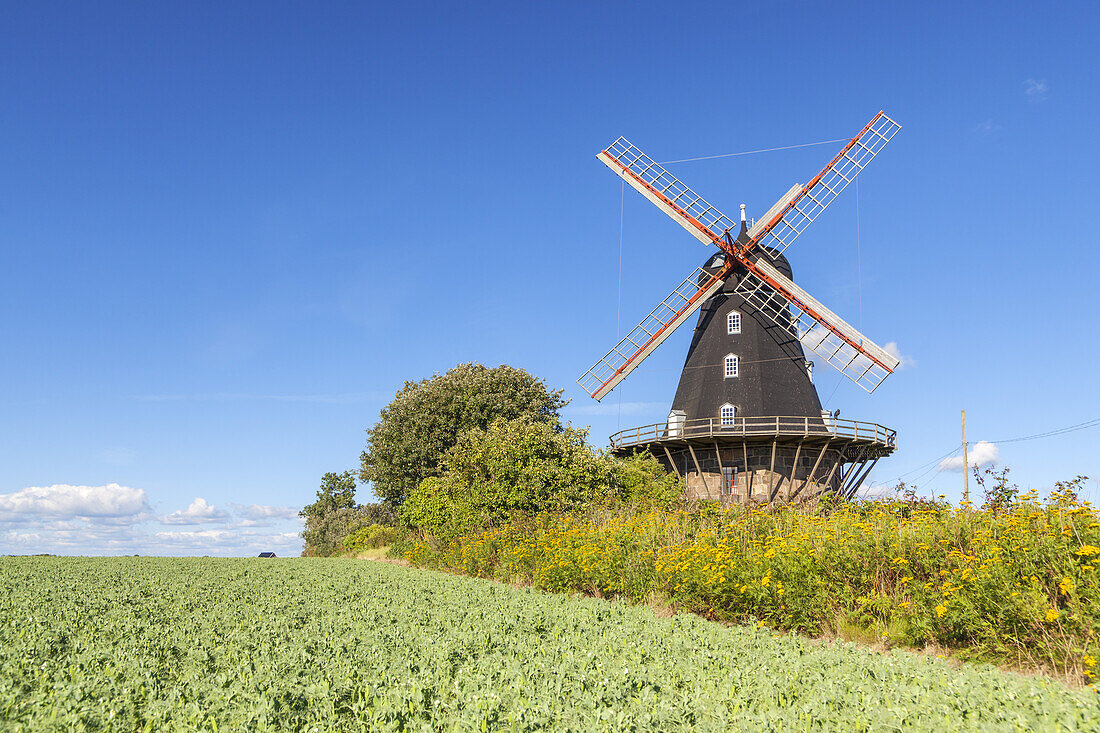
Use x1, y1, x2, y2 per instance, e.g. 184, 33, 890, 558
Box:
724, 353, 739, 378
727, 310, 741, 335
720, 403, 736, 426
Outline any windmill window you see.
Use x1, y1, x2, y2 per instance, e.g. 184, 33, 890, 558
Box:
727, 311, 741, 334
721, 466, 737, 495
720, 404, 736, 425
724, 354, 739, 378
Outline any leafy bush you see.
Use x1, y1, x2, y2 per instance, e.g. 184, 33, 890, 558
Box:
343, 523, 401, 554
609, 451, 684, 510
360, 363, 567, 508
401, 417, 612, 538
359, 501, 398, 526
407, 475, 1100, 681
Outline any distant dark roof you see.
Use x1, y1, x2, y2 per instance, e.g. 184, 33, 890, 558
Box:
258, 552, 277, 558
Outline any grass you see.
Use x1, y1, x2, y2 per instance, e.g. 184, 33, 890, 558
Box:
3, 557, 1099, 730
355, 544, 393, 561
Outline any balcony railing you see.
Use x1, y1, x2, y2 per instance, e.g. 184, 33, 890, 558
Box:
609, 415, 896, 451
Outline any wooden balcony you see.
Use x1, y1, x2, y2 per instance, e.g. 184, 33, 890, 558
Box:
609, 415, 896, 453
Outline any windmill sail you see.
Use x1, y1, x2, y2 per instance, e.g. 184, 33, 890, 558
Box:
597, 139, 734, 247
734, 257, 899, 392
578, 263, 729, 401
748, 111, 901, 257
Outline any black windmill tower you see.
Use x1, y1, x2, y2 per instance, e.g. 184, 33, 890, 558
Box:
577, 112, 903, 503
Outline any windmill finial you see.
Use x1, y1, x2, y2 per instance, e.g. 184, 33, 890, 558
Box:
740, 203, 746, 222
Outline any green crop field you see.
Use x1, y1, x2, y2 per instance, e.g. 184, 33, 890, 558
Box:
1, 558, 1097, 731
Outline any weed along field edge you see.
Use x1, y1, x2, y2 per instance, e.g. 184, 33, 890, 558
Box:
2, 557, 1098, 731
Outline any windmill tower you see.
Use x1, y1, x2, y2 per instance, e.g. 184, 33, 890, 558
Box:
577, 112, 902, 503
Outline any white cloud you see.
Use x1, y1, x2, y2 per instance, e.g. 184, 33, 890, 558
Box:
153, 529, 302, 556
161, 497, 230, 525
938, 441, 1000, 472
154, 528, 236, 543
883, 342, 915, 369
854, 482, 899, 500
0, 483, 148, 519
0, 485, 304, 556
1024, 78, 1049, 100
237, 504, 298, 521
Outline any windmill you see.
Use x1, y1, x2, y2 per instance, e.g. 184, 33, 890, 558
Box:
577, 111, 902, 503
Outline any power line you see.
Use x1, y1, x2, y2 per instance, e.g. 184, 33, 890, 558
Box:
989, 417, 1100, 445
660, 138, 849, 165
875, 443, 963, 489
870, 415, 1100, 491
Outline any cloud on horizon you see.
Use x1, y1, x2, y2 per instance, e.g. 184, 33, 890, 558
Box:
161, 497, 230, 525
853, 481, 899, 500
0, 483, 149, 519
0, 484, 303, 556
238, 503, 298, 520
938, 441, 1000, 472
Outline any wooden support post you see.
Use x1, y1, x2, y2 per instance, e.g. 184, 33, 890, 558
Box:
838, 448, 863, 488
839, 459, 867, 496
791, 442, 830, 502
742, 440, 752, 504
822, 457, 842, 493
662, 443, 681, 479
845, 458, 880, 499
821, 441, 854, 493
687, 443, 709, 496
785, 440, 804, 502
768, 440, 777, 501
843, 462, 865, 499
713, 441, 725, 499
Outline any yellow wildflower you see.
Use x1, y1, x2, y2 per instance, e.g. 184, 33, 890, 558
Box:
936, 604, 947, 618
1046, 608, 1060, 622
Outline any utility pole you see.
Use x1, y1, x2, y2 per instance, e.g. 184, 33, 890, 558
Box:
961, 410, 969, 504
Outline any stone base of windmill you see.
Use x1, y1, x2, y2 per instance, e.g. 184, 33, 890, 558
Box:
609, 416, 897, 505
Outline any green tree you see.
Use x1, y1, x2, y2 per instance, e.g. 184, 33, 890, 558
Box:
299, 471, 364, 556
400, 417, 610, 538
360, 363, 566, 508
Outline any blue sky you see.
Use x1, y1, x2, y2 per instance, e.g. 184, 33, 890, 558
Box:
2, 1, 1098, 555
